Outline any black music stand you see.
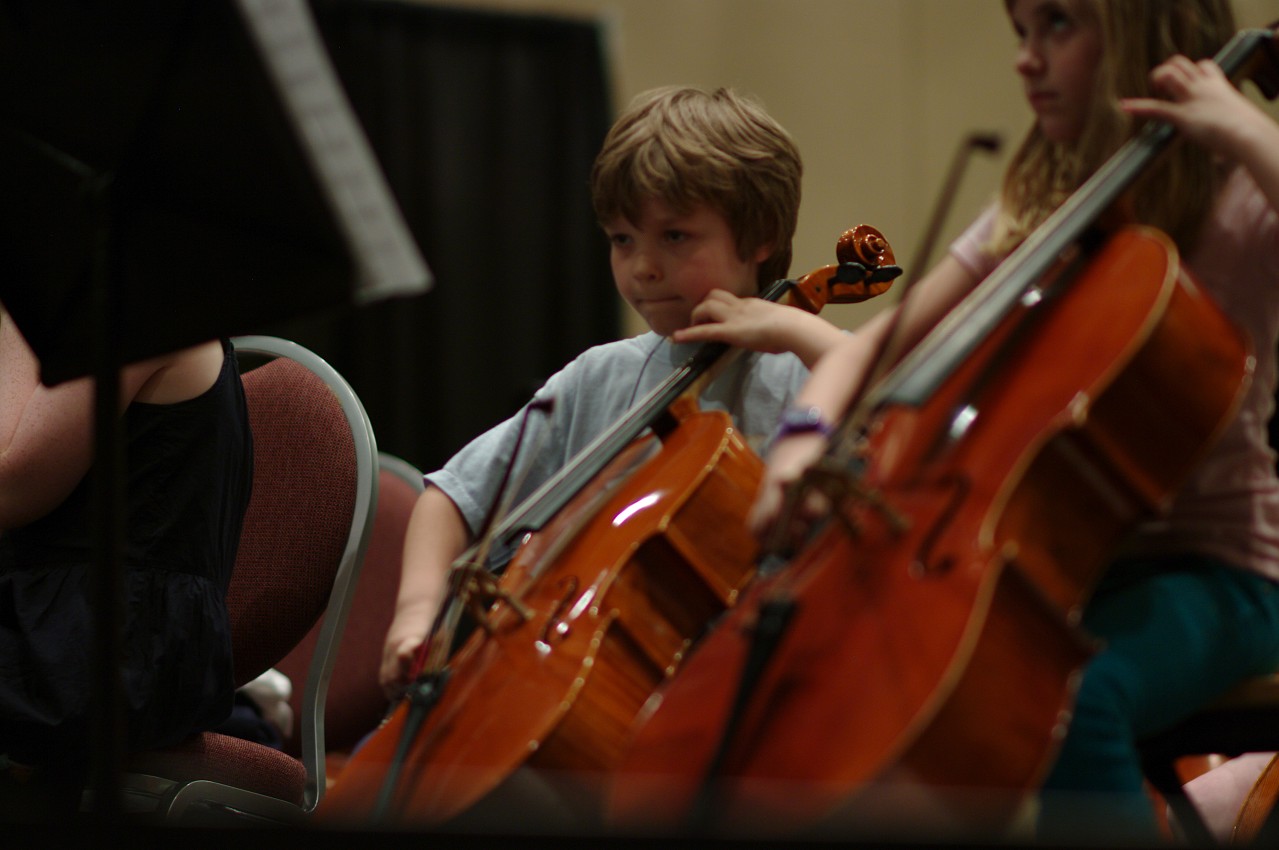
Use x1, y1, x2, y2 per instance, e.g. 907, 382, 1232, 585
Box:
0, 0, 428, 821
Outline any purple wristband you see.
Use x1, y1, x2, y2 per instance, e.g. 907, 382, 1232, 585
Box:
771, 405, 833, 445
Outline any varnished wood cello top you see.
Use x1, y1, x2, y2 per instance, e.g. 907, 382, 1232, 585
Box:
317, 227, 901, 827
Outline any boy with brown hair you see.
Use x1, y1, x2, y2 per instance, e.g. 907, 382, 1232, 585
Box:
380, 85, 845, 695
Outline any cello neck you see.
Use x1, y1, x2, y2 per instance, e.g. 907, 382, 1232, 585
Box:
480, 276, 795, 554
419, 228, 898, 674
876, 26, 1278, 410
490, 226, 903, 545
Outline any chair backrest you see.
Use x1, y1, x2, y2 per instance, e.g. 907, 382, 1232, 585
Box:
229, 335, 378, 807
275, 451, 424, 756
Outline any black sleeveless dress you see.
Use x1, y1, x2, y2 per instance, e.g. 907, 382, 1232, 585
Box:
0, 340, 252, 771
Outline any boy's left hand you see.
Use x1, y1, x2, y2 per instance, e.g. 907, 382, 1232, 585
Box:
671, 289, 795, 354
670, 286, 818, 355
672, 289, 847, 369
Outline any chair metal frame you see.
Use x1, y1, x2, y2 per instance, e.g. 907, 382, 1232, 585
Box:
377, 451, 427, 496
274, 450, 424, 761
118, 335, 378, 823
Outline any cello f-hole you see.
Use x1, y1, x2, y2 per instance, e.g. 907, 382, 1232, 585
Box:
540, 576, 582, 644
909, 475, 969, 579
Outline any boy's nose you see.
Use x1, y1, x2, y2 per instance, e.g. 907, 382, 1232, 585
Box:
633, 253, 661, 281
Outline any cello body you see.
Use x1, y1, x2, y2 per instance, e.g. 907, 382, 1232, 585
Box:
318, 227, 901, 828
321, 398, 765, 826
606, 227, 1253, 835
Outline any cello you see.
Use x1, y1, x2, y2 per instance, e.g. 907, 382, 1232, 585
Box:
606, 25, 1279, 838
317, 227, 900, 827
1234, 753, 1279, 844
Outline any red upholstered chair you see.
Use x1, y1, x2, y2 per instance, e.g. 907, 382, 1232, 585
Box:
117, 335, 378, 824
275, 452, 424, 782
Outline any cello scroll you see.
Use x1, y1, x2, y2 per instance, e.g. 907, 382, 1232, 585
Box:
786, 225, 900, 314
317, 226, 901, 828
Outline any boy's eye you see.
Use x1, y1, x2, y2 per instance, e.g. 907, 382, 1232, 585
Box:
663, 230, 688, 243
608, 233, 632, 247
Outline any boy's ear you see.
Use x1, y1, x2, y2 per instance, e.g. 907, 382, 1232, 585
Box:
751, 243, 773, 264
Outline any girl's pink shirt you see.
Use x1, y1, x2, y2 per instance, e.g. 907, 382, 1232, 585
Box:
950, 165, 1279, 580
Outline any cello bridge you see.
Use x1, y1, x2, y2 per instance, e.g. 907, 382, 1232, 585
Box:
807, 459, 910, 535
452, 563, 534, 631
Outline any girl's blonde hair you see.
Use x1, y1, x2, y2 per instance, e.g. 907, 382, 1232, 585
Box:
591, 86, 802, 289
991, 0, 1237, 255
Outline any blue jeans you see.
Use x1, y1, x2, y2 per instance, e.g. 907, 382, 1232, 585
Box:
1036, 556, 1279, 844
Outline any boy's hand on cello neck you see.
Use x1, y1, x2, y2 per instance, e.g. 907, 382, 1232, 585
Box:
670, 289, 845, 369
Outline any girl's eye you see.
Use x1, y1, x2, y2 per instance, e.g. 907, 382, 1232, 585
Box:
1047, 10, 1072, 33
1040, 1, 1075, 34
1012, 3, 1074, 42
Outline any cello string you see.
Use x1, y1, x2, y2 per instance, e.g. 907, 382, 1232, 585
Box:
878, 26, 1276, 411
358, 233, 899, 826
695, 262, 894, 824
474, 397, 556, 555
768, 260, 925, 544
373, 403, 559, 818
421, 398, 556, 674
683, 28, 1279, 835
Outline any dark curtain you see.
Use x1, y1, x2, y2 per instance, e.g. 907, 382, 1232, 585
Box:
259, 0, 617, 473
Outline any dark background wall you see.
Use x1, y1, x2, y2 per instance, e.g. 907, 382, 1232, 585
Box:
262, 0, 619, 473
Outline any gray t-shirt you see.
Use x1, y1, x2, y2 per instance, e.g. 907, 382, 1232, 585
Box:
427, 332, 809, 563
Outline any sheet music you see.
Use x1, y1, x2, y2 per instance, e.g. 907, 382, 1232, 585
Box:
236, 0, 431, 303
